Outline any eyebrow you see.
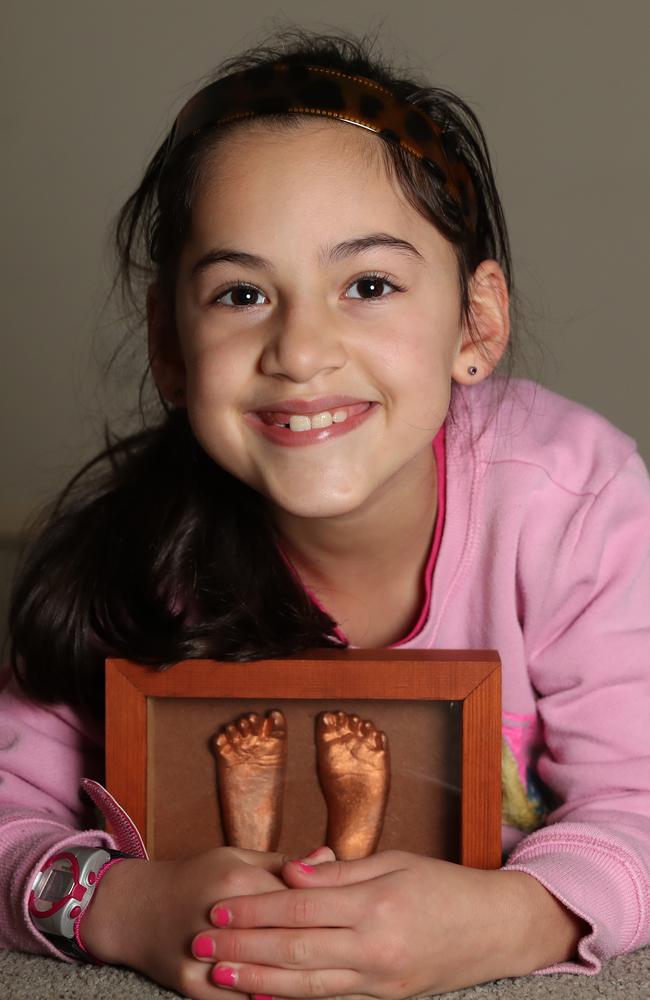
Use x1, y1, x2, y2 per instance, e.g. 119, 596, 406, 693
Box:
190, 232, 425, 280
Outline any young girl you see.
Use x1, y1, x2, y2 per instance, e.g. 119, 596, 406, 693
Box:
2, 28, 649, 1000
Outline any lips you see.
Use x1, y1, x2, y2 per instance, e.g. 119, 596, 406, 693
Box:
245, 399, 379, 446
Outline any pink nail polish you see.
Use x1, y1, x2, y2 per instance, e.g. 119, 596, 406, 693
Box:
212, 906, 232, 926
304, 848, 324, 859
212, 966, 237, 987
292, 860, 316, 873
252, 995, 273, 1000
192, 934, 214, 958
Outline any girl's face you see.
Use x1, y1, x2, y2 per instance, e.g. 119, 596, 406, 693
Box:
165, 120, 500, 521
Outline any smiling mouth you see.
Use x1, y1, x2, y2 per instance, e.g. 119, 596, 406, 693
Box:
257, 401, 373, 432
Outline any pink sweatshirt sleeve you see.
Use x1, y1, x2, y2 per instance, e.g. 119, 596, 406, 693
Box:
0, 674, 138, 959
502, 448, 650, 974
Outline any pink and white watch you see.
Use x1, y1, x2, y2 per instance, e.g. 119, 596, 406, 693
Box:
29, 845, 133, 962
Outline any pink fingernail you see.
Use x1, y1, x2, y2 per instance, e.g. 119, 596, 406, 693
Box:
252, 995, 273, 1000
212, 906, 233, 926
304, 848, 324, 859
212, 965, 237, 987
291, 860, 316, 873
192, 934, 214, 958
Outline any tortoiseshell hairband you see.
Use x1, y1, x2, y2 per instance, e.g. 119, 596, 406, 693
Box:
165, 63, 476, 228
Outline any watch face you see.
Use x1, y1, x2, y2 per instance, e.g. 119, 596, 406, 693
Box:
29, 847, 112, 937
38, 868, 75, 903
29, 851, 85, 921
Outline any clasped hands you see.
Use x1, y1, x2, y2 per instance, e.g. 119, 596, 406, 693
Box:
189, 847, 529, 1000
82, 839, 585, 999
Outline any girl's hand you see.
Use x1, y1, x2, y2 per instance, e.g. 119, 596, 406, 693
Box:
193, 851, 547, 999
79, 845, 297, 1000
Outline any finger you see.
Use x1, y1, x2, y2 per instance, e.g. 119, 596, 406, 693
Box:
281, 851, 408, 888
215, 846, 333, 900
192, 927, 356, 969
209, 960, 360, 999
176, 958, 250, 1000
210, 884, 362, 929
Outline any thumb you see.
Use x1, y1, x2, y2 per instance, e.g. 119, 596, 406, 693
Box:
300, 846, 337, 865
224, 845, 335, 877
281, 850, 396, 887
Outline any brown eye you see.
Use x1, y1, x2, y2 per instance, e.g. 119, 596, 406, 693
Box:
345, 274, 403, 300
215, 284, 267, 307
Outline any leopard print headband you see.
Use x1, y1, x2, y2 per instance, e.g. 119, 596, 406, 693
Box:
166, 63, 477, 228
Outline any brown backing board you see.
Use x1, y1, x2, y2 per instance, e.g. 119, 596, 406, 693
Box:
105, 649, 502, 869
148, 697, 461, 861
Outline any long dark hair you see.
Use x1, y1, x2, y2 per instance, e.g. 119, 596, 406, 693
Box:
9, 27, 517, 719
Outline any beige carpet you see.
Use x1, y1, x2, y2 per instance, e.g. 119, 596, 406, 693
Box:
1, 946, 649, 999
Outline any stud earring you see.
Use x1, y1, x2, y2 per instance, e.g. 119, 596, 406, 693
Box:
467, 366, 478, 376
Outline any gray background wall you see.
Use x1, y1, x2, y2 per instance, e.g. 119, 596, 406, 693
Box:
2, 0, 649, 651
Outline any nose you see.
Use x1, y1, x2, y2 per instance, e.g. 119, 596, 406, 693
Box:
259, 300, 348, 383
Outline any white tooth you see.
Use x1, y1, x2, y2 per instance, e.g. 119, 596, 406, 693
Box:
289, 414, 312, 432
311, 411, 333, 429
332, 409, 348, 423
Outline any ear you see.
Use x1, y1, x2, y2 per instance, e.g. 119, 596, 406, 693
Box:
147, 283, 187, 406
451, 259, 510, 385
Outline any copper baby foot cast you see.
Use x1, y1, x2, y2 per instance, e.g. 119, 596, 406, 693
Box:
211, 709, 287, 851
316, 710, 390, 860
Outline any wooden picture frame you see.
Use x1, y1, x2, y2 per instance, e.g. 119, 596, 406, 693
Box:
105, 649, 501, 868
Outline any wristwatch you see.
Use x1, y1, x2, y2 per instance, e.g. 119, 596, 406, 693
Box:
28, 845, 133, 961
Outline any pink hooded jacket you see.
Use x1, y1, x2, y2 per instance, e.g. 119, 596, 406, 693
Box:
1, 377, 649, 975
